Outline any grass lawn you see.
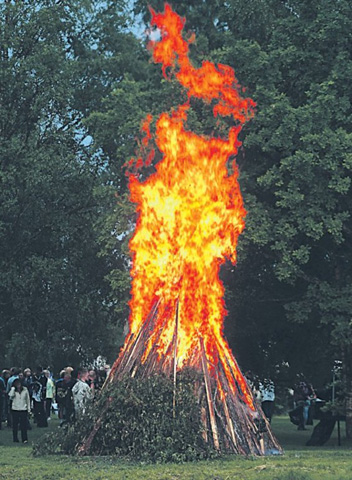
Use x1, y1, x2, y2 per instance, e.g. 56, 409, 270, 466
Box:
0, 415, 351, 480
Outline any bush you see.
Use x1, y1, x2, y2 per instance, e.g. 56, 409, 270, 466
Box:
33, 371, 216, 462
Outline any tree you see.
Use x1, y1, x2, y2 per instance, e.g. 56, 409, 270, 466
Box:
0, 0, 138, 371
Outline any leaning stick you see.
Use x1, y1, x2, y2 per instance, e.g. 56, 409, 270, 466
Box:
215, 360, 245, 454
125, 299, 161, 369
200, 337, 220, 450
172, 299, 179, 418
106, 298, 161, 384
221, 388, 240, 453
141, 303, 170, 376
77, 418, 102, 456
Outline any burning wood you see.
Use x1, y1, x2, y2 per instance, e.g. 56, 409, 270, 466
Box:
81, 3, 282, 457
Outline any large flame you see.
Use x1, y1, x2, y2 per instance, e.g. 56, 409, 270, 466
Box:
125, 4, 256, 409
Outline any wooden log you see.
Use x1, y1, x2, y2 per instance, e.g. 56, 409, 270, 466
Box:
159, 321, 177, 375
195, 378, 209, 444
200, 406, 208, 443
78, 417, 102, 456
200, 338, 220, 451
256, 402, 282, 453
213, 400, 236, 453
216, 360, 249, 454
172, 299, 179, 418
121, 298, 161, 377
105, 332, 134, 385
210, 354, 244, 456
113, 299, 160, 379
217, 356, 262, 455
222, 392, 240, 453
141, 304, 170, 377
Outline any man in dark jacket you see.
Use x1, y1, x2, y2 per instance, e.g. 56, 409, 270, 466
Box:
32, 367, 48, 428
56, 370, 76, 425
293, 379, 316, 430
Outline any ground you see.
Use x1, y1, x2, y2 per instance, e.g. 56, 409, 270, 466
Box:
0, 416, 351, 480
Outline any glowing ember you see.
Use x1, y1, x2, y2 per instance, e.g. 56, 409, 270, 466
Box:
123, 4, 256, 409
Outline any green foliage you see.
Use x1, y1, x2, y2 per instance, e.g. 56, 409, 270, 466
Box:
0, 0, 140, 370
33, 372, 214, 462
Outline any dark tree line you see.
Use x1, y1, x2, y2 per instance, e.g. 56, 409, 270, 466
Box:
1, 0, 351, 435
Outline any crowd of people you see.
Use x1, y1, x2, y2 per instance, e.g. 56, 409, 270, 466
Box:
1, 364, 332, 447
0, 365, 110, 443
245, 371, 319, 431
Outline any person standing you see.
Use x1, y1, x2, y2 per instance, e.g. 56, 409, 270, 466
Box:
1, 370, 10, 427
8, 378, 31, 443
32, 367, 48, 428
72, 368, 93, 418
22, 368, 34, 430
6, 367, 21, 428
259, 379, 275, 423
87, 369, 98, 396
6, 367, 20, 394
22, 368, 33, 396
55, 370, 66, 425
0, 372, 5, 430
96, 367, 107, 392
293, 379, 316, 430
56, 371, 75, 425
43, 370, 55, 420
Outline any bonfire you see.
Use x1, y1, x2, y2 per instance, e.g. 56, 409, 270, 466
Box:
81, 3, 282, 456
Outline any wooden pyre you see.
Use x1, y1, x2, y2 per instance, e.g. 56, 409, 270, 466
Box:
80, 299, 282, 457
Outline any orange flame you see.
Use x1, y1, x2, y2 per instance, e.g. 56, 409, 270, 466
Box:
126, 4, 256, 409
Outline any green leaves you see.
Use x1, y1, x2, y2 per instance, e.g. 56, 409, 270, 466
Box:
34, 373, 214, 462
0, 0, 138, 370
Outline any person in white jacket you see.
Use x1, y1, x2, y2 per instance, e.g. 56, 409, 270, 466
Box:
8, 379, 31, 443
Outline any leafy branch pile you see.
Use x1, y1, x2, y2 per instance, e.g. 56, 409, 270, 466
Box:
33, 373, 215, 462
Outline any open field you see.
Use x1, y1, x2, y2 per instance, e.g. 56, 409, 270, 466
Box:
0, 416, 351, 480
